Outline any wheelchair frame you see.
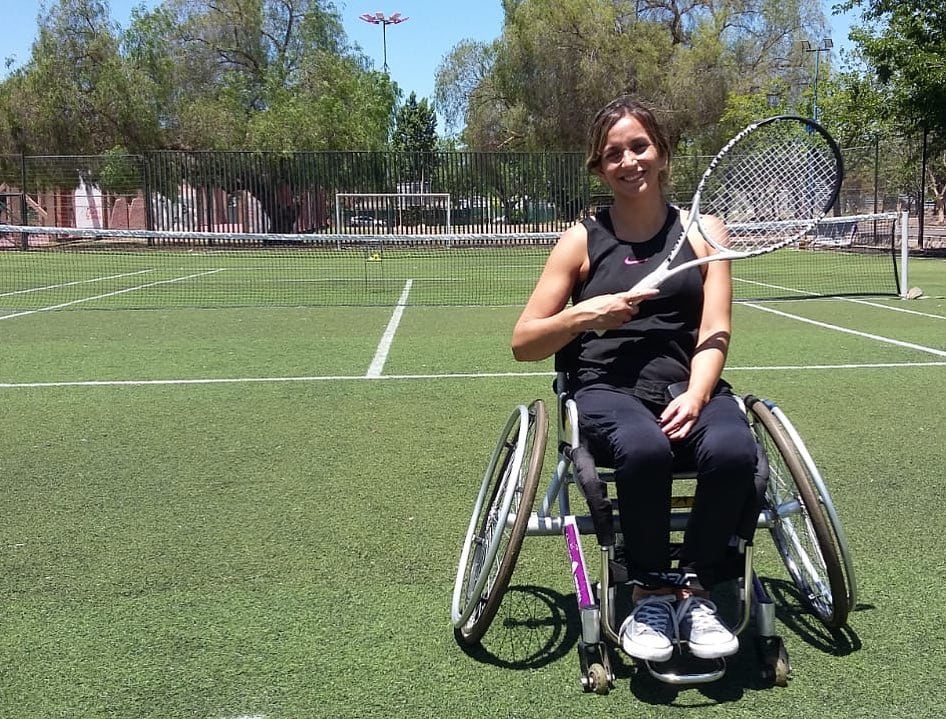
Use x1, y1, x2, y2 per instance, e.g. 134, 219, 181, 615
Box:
451, 376, 856, 693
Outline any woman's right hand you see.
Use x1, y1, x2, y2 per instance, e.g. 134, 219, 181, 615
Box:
574, 288, 659, 331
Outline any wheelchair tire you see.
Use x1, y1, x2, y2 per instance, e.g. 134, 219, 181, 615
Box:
767, 399, 857, 616
746, 396, 850, 629
451, 399, 547, 645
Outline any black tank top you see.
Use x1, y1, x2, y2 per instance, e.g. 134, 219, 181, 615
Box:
568, 205, 704, 403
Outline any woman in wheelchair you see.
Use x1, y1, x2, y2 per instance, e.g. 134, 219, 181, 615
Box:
511, 96, 759, 663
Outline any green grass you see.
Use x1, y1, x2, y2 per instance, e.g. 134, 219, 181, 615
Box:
1, 253, 945, 718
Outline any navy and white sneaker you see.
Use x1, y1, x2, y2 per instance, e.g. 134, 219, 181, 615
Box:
677, 596, 739, 659
619, 594, 677, 662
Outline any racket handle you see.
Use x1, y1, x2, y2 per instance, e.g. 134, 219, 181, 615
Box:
592, 269, 667, 336
627, 269, 666, 294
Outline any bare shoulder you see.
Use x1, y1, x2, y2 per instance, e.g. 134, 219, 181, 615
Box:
530, 221, 590, 291
549, 221, 589, 263
682, 209, 727, 257
559, 220, 590, 245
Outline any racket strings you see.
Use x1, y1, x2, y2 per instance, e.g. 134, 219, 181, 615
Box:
700, 131, 841, 254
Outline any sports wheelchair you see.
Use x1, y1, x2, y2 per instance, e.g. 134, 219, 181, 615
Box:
451, 372, 856, 693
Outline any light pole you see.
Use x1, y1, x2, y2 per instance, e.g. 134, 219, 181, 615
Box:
358, 11, 409, 74
801, 38, 833, 123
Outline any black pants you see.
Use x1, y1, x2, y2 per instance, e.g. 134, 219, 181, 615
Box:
574, 383, 758, 590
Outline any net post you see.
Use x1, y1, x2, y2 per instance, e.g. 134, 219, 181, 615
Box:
899, 210, 910, 298
18, 154, 28, 250
142, 153, 154, 245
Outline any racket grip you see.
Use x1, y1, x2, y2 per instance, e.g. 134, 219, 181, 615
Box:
592, 275, 663, 336
627, 275, 663, 294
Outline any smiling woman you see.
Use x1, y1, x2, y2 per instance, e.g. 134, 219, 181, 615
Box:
511, 95, 758, 663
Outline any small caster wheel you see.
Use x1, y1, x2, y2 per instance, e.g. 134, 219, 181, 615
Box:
757, 635, 791, 687
587, 663, 610, 695
772, 645, 791, 687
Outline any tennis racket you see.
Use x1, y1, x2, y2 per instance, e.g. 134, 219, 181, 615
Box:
624, 114, 843, 295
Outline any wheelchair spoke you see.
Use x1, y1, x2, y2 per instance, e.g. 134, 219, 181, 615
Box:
748, 396, 849, 629
452, 401, 547, 644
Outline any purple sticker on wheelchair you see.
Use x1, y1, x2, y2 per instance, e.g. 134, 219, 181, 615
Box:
564, 516, 595, 609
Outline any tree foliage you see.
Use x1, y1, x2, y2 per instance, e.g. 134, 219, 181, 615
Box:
435, 0, 828, 152
390, 91, 439, 186
392, 92, 437, 154
0, 0, 398, 154
0, 0, 159, 155
842, 0, 946, 218
842, 0, 946, 135
434, 39, 498, 139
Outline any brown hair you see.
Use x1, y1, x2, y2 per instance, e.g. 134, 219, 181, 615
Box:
585, 97, 672, 188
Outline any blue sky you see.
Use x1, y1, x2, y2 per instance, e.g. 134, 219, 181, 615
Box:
1, 0, 506, 100
2, 0, 859, 103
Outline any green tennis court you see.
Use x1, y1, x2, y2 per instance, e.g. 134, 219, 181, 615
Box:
1, 244, 945, 718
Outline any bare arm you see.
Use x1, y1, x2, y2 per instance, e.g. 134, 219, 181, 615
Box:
511, 224, 656, 362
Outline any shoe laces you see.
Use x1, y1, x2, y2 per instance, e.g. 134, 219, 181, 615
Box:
632, 595, 676, 634
678, 596, 724, 633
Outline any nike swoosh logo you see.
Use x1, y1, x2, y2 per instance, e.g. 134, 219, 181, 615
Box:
624, 256, 647, 265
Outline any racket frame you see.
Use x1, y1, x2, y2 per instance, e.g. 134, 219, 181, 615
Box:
627, 114, 843, 294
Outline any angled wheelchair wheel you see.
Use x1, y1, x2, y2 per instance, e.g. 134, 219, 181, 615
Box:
746, 396, 851, 629
766, 400, 857, 617
451, 399, 547, 645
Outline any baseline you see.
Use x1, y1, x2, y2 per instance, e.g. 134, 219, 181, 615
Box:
2, 362, 945, 390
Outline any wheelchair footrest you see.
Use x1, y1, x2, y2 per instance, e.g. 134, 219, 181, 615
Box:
642, 651, 727, 685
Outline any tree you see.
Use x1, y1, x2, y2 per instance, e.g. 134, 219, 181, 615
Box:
154, 0, 398, 150
434, 0, 829, 153
0, 0, 162, 155
0, 0, 397, 154
392, 92, 437, 154
843, 0, 946, 219
434, 40, 497, 141
843, 0, 946, 136
390, 91, 438, 186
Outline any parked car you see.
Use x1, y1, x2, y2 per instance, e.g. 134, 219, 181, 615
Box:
349, 215, 387, 227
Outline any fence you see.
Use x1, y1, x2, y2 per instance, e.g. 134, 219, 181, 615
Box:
0, 151, 590, 238
0, 139, 931, 242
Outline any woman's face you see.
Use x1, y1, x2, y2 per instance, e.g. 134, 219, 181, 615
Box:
595, 114, 667, 200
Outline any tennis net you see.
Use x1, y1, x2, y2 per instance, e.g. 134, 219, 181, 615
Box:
0, 213, 901, 311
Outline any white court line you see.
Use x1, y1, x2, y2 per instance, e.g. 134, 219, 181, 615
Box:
0, 269, 155, 297
282, 276, 463, 283
3, 363, 946, 389
735, 275, 945, 309
734, 277, 946, 321
365, 279, 413, 378
0, 270, 224, 321
734, 277, 820, 297
744, 302, 946, 358
843, 297, 946, 320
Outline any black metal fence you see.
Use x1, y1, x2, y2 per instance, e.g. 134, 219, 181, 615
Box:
0, 150, 590, 237
0, 137, 928, 240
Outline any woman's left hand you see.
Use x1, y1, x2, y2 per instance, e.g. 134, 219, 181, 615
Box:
659, 393, 704, 440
